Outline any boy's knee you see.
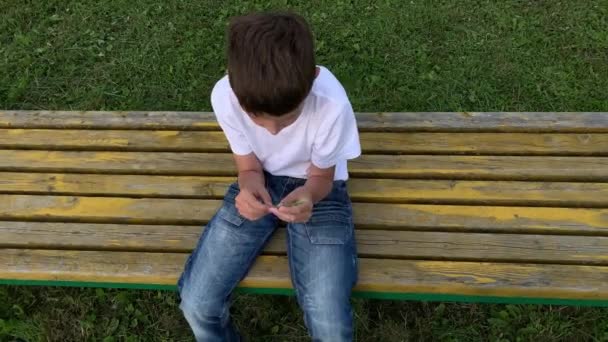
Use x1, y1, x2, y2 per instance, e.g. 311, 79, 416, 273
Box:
179, 291, 228, 323
179, 276, 227, 320
300, 290, 353, 341
180, 299, 238, 342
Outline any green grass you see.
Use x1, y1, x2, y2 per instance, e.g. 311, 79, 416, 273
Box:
1, 0, 607, 111
2, 286, 608, 341
1, 0, 608, 340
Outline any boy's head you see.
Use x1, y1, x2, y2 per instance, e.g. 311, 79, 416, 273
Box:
227, 12, 316, 118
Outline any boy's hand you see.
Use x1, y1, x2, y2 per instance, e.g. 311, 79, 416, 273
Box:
236, 173, 272, 221
269, 186, 313, 223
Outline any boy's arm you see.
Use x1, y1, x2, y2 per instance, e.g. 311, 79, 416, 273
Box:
302, 164, 335, 204
234, 153, 264, 188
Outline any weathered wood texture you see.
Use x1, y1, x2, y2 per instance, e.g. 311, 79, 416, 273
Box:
2, 221, 608, 265
1, 172, 606, 207
0, 150, 607, 180
2, 111, 608, 132
1, 111, 607, 302
3, 249, 608, 300
2, 129, 607, 155
0, 195, 606, 234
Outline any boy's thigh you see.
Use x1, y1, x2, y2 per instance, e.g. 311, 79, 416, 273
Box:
178, 183, 277, 297
287, 183, 358, 297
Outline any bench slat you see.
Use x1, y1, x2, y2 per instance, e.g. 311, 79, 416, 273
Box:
0, 172, 234, 198
361, 132, 608, 155
2, 222, 608, 265
2, 129, 607, 156
354, 155, 608, 181
347, 179, 608, 207
0, 111, 219, 130
3, 249, 608, 300
1, 151, 607, 181
2, 111, 608, 132
1, 172, 607, 207
0, 196, 606, 234
0, 129, 228, 152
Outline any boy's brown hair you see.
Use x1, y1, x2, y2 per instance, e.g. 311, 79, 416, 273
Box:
227, 12, 316, 116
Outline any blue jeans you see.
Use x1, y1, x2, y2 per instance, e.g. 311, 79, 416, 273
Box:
177, 174, 358, 341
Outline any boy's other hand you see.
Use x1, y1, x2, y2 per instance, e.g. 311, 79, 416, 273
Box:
234, 153, 271, 221
269, 186, 313, 223
236, 175, 272, 221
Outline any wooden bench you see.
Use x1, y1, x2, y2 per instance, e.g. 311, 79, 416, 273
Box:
1, 110, 608, 306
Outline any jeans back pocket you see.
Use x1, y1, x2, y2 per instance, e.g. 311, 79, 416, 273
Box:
305, 212, 352, 245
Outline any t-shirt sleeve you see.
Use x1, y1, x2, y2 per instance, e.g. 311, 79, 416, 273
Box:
311, 102, 361, 169
210, 82, 253, 156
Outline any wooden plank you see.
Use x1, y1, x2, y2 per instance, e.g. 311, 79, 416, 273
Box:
1, 151, 607, 181
2, 129, 607, 155
3, 222, 608, 265
0, 195, 219, 225
0, 172, 234, 198
347, 179, 608, 207
2, 111, 608, 132
0, 111, 219, 130
352, 155, 608, 181
355, 112, 608, 133
2, 173, 607, 207
307, 230, 608, 265
361, 133, 608, 155
0, 129, 228, 152
0, 195, 606, 234
354, 203, 608, 234
0, 151, 235, 176
0, 222, 202, 251
3, 249, 608, 300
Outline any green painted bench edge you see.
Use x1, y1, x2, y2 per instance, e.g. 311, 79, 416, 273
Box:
2, 279, 607, 307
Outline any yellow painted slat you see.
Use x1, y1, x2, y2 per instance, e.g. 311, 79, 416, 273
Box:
2, 222, 608, 265
353, 155, 608, 181
354, 203, 608, 234
360, 132, 608, 155
0, 222, 201, 251
0, 195, 606, 234
355, 112, 608, 133
0, 195, 219, 225
2, 129, 607, 155
0, 129, 228, 152
1, 151, 607, 180
2, 111, 608, 132
1, 172, 607, 207
347, 179, 608, 207
0, 111, 219, 130
0, 172, 234, 198
0, 151, 235, 175
3, 249, 608, 300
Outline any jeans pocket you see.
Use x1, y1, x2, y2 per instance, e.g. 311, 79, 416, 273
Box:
217, 206, 245, 228
304, 214, 352, 245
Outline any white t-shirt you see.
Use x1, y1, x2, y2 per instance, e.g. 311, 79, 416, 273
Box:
211, 66, 361, 181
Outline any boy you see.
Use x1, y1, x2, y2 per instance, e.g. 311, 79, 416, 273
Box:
178, 11, 361, 341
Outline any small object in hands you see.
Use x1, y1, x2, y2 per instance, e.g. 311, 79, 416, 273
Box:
276, 200, 306, 208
